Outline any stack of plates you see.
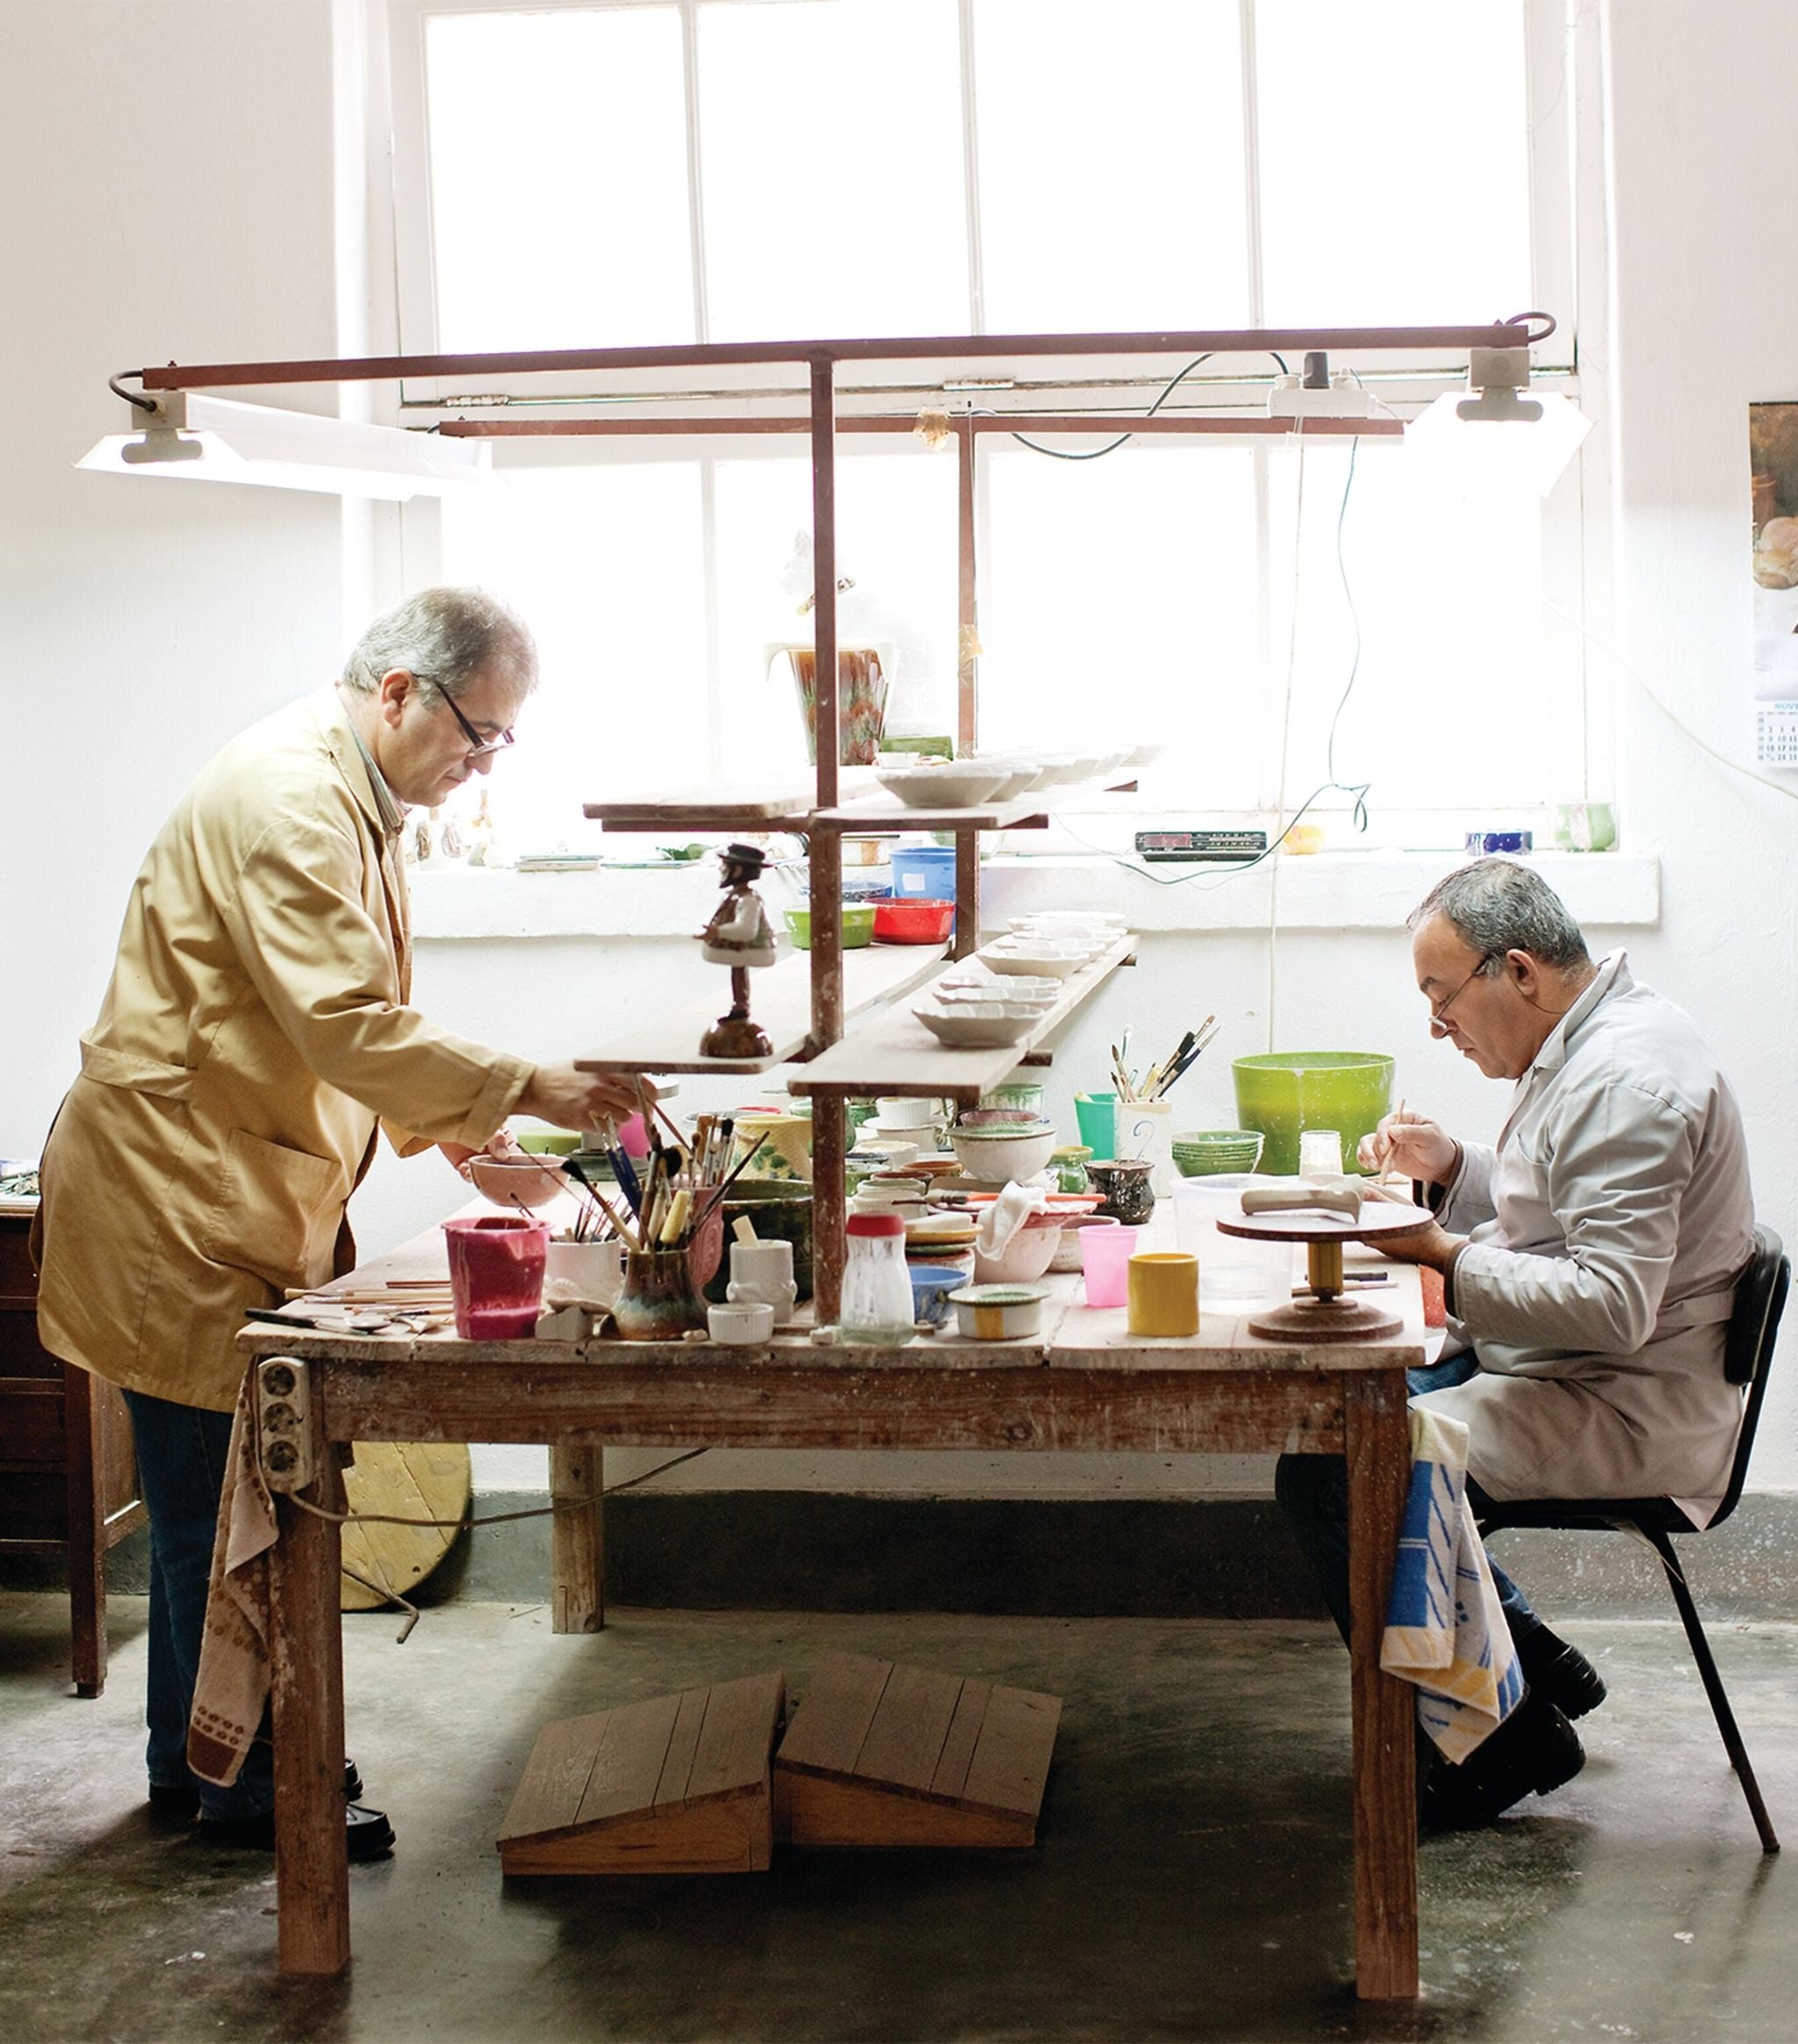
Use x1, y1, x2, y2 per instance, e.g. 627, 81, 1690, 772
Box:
1172, 1129, 1266, 1177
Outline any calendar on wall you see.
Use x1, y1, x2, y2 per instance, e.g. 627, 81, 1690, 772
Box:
1751, 402, 1798, 765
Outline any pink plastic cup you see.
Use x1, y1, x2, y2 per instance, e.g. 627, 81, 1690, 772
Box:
1079, 1222, 1143, 1307
443, 1214, 549, 1340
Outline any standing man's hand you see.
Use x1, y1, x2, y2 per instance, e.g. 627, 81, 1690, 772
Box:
516, 1062, 652, 1132
1358, 1109, 1460, 1184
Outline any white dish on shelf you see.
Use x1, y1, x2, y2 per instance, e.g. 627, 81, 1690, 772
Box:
912, 1004, 1039, 1047
934, 979, 1056, 1005
981, 946, 1088, 980
873, 761, 1009, 810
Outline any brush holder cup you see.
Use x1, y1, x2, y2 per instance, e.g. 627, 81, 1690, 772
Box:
612, 1247, 711, 1342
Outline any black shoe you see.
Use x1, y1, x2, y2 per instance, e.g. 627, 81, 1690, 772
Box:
152, 1757, 363, 1824
196, 1801, 396, 1862
1515, 1627, 1607, 1720
1419, 1689, 1585, 1832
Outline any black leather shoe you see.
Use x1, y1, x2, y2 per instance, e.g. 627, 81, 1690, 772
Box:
196, 1801, 396, 1862
1516, 1628, 1607, 1720
1419, 1689, 1584, 1832
153, 1757, 363, 1824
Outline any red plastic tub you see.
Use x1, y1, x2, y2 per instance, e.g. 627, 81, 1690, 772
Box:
873, 896, 954, 944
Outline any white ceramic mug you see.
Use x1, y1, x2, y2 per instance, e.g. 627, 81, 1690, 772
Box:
726, 1240, 797, 1320
543, 1239, 625, 1309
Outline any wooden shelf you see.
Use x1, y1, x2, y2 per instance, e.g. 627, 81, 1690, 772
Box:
572, 942, 952, 1076
810, 778, 1137, 833
584, 768, 878, 832
788, 932, 1136, 1100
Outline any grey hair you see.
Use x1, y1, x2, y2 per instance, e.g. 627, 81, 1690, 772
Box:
341, 587, 537, 703
1407, 858, 1592, 972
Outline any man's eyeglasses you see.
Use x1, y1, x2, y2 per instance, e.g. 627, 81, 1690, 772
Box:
1427, 952, 1500, 1035
435, 687, 514, 759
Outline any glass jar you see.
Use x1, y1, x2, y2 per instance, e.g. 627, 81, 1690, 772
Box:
838, 1213, 916, 1346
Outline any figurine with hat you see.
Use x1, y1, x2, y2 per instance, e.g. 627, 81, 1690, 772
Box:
697, 842, 779, 1057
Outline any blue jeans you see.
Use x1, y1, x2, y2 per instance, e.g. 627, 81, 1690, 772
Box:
1274, 1351, 1542, 1649
121, 1388, 274, 1820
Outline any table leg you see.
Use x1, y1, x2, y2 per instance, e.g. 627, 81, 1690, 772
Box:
550, 1444, 603, 1633
1343, 1372, 1418, 2001
270, 1448, 349, 1977
63, 1363, 107, 1698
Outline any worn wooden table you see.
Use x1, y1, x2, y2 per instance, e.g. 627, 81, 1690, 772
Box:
235, 1229, 1424, 1999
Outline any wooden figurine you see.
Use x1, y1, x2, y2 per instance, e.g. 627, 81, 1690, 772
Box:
698, 842, 777, 1059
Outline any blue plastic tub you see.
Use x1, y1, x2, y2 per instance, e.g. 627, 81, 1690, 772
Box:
890, 846, 958, 907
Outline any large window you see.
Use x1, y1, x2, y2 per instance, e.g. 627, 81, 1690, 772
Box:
395, 0, 1583, 846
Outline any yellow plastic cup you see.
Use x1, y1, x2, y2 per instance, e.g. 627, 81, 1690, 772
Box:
1126, 1251, 1199, 1337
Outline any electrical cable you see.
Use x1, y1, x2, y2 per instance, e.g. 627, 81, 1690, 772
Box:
108, 370, 156, 415
994, 350, 1291, 461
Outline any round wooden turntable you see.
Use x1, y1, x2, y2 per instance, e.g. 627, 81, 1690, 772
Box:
1215, 1198, 1434, 1341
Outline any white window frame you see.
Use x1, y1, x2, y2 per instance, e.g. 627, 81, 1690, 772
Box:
378, 0, 1608, 830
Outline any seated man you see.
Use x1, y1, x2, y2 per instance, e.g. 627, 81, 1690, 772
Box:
1277, 857, 1754, 1828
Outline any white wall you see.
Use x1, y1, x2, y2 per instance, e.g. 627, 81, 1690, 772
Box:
4, 0, 1793, 1497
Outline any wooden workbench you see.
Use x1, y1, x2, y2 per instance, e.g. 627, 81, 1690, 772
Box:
236, 1233, 1425, 2001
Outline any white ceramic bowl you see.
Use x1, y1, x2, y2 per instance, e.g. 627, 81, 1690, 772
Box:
972, 1220, 1062, 1286
981, 947, 1086, 981
708, 1300, 774, 1344
949, 1125, 1058, 1182
950, 1285, 1049, 1339
873, 761, 1009, 810
874, 1096, 939, 1129
913, 1004, 1036, 1048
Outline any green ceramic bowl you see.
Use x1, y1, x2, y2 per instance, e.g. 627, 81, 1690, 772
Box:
1172, 1130, 1265, 1177
1230, 1054, 1394, 1177
784, 904, 875, 950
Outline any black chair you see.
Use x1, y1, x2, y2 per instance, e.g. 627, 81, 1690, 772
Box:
1477, 1224, 1789, 1853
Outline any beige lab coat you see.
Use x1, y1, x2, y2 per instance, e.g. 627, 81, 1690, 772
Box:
34, 689, 532, 1410
1414, 954, 1754, 1520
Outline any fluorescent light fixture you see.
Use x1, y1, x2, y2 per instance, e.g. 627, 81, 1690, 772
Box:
76, 392, 499, 500
1406, 347, 1592, 496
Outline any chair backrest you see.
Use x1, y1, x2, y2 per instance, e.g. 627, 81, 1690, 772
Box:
1709, 1224, 1789, 1529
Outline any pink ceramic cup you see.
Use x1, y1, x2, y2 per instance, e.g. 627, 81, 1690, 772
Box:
1079, 1223, 1142, 1308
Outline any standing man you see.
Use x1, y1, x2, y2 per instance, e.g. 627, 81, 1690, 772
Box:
33, 587, 643, 1857
1277, 858, 1754, 1827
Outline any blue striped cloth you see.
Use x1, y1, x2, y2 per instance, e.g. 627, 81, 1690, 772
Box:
1381, 1405, 1525, 1763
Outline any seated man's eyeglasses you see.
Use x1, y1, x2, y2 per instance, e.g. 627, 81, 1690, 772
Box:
434, 686, 514, 759
1428, 952, 1501, 1035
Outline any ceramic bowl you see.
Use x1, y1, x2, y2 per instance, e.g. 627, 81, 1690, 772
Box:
783, 904, 875, 950
950, 1285, 1050, 1340
949, 1125, 1058, 1182
707, 1300, 774, 1344
874, 1096, 939, 1129
913, 1004, 1036, 1047
963, 758, 1039, 802
466, 1155, 568, 1210
873, 761, 1009, 809
907, 1264, 971, 1328
972, 1218, 1062, 1286
980, 946, 1086, 981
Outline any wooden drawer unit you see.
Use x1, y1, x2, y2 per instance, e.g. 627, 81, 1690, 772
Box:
0, 1207, 146, 1695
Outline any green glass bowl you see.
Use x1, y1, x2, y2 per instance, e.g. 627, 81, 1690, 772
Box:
1230, 1053, 1395, 1177
784, 904, 875, 950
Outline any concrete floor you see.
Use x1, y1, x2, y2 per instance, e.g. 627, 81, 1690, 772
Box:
0, 1594, 1791, 2044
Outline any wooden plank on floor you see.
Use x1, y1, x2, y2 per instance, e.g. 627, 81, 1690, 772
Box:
959, 1686, 1061, 1824
929, 1679, 993, 1802
687, 1669, 786, 1803
854, 1661, 964, 1796
576, 1693, 684, 1826
653, 1685, 712, 1810
776, 1652, 891, 1776
497, 1711, 609, 1846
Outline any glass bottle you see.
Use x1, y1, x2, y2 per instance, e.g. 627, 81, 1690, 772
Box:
838, 1213, 916, 1346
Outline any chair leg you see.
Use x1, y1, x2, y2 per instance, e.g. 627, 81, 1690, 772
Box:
1650, 1530, 1780, 1853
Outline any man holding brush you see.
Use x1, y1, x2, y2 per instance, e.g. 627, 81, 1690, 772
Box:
1277, 857, 1754, 1830
32, 587, 643, 1859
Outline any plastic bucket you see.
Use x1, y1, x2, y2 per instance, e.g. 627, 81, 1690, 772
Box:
1170, 1175, 1294, 1306
890, 846, 958, 910
442, 1214, 548, 1340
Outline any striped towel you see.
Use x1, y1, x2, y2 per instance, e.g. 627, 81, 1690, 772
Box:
1380, 1403, 1524, 1764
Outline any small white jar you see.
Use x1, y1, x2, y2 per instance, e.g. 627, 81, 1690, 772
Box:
725, 1239, 798, 1321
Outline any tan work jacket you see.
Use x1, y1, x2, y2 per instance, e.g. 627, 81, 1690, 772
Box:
34, 689, 532, 1410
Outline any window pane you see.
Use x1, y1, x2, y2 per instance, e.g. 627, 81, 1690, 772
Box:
713, 451, 960, 779
1265, 440, 1559, 815
426, 8, 694, 351
975, 0, 1249, 334
1254, 0, 1533, 327
697, 0, 967, 340
438, 465, 708, 836
980, 443, 1262, 805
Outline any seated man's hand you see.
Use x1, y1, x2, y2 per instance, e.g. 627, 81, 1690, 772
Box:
516, 1062, 652, 1133
1375, 1217, 1463, 1271
1358, 1109, 1459, 1184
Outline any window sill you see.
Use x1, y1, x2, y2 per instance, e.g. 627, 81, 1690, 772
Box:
406, 850, 1659, 943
